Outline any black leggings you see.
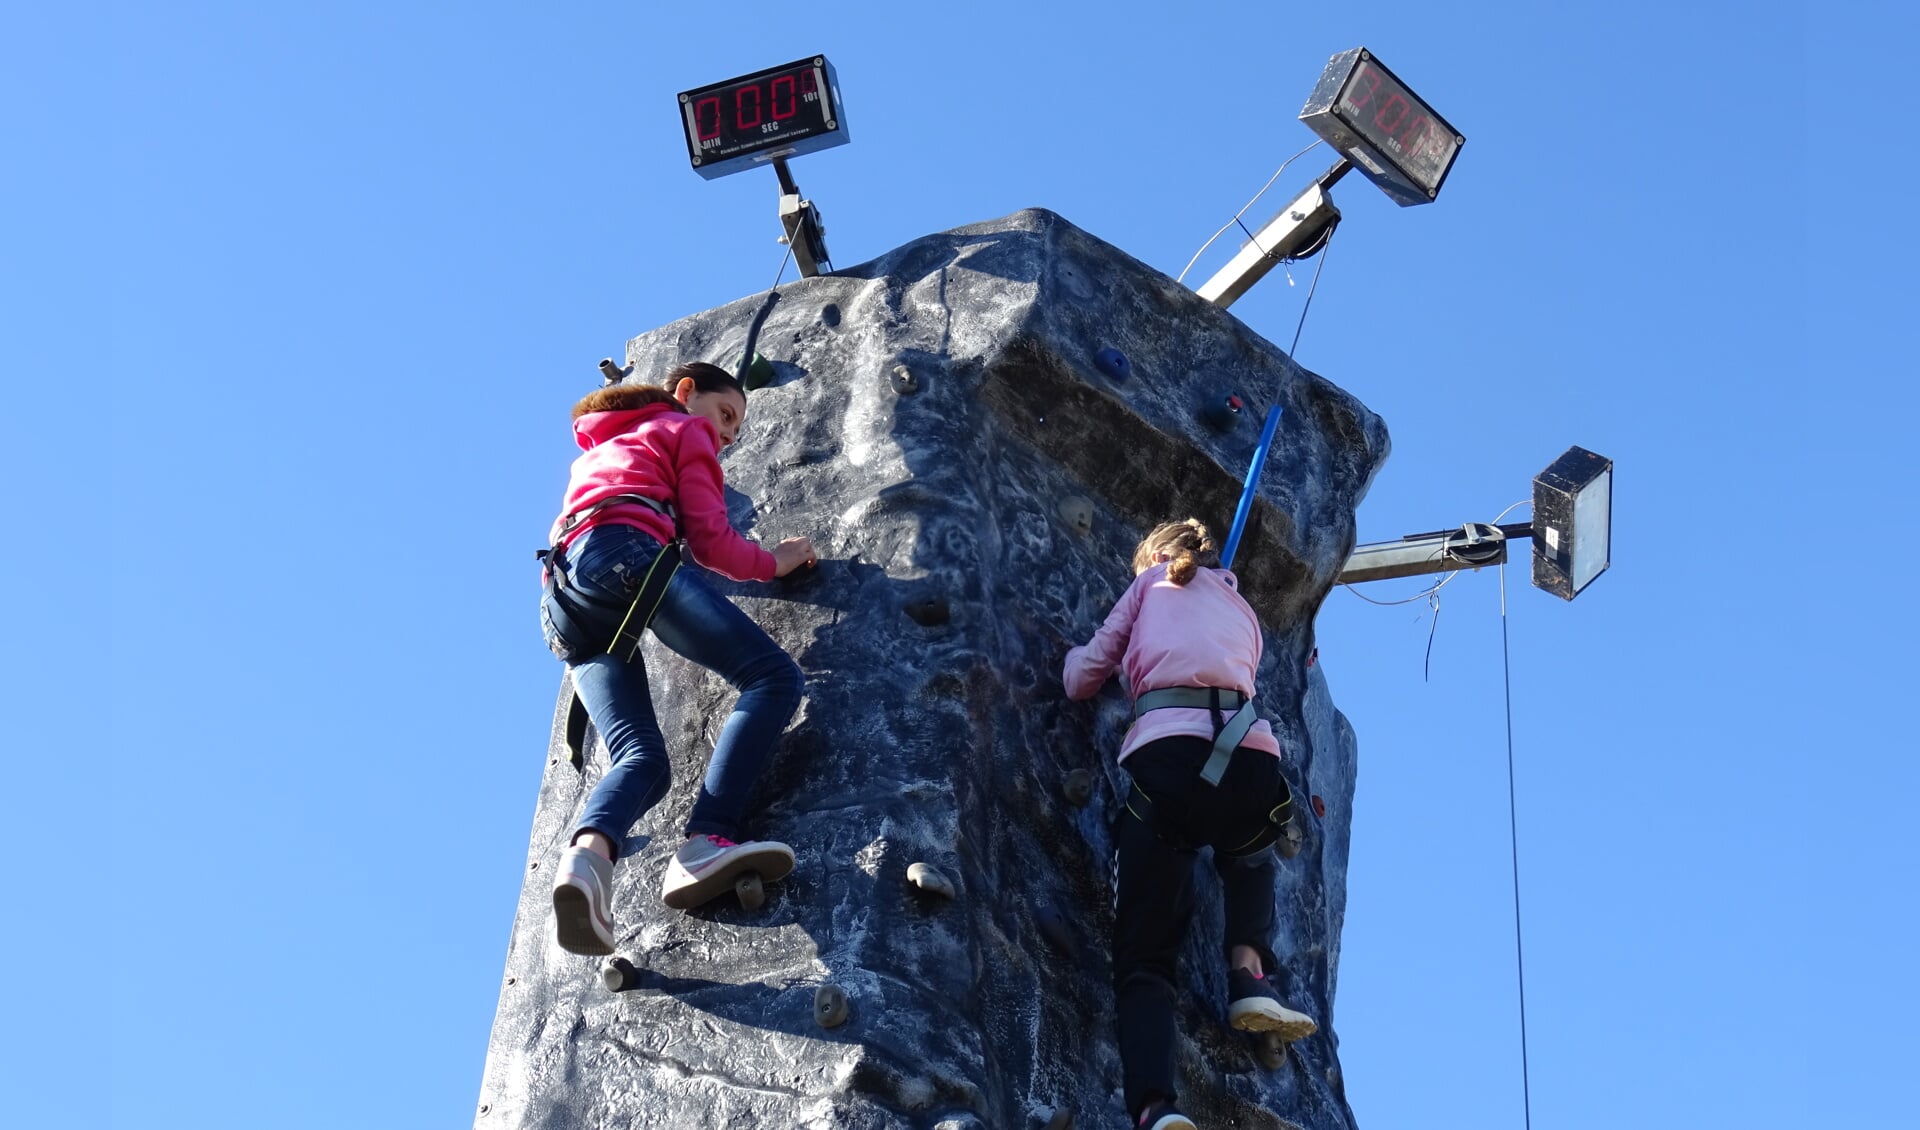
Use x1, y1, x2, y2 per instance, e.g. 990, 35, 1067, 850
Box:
1112, 735, 1289, 1116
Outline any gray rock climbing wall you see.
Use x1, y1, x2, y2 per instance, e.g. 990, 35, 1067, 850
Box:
477, 209, 1389, 1129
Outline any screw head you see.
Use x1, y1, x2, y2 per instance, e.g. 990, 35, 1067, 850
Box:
692, 157, 702, 165
679, 93, 689, 103
826, 120, 836, 129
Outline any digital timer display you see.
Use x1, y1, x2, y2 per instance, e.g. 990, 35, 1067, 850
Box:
678, 56, 849, 180
1300, 48, 1463, 207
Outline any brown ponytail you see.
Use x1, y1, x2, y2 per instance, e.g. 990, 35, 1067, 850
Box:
1131, 519, 1219, 585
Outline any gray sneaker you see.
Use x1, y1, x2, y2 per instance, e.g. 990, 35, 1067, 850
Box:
552, 845, 616, 955
661, 835, 795, 910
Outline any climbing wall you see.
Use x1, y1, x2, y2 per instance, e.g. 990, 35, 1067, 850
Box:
477, 209, 1390, 1129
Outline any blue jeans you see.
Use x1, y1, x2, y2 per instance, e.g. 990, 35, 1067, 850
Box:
548, 523, 804, 857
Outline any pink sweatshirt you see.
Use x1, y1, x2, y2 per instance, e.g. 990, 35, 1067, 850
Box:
554, 404, 777, 583
1062, 563, 1281, 763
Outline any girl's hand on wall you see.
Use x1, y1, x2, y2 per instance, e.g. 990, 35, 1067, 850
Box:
772, 537, 818, 577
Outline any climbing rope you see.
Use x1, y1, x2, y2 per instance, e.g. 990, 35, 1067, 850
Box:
1498, 560, 1534, 1130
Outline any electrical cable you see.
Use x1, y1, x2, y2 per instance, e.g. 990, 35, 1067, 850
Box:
1175, 140, 1326, 283
1499, 561, 1535, 1130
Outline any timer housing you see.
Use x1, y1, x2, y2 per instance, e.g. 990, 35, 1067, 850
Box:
679, 56, 849, 180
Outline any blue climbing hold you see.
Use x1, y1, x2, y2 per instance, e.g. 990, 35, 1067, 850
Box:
1093, 348, 1131, 381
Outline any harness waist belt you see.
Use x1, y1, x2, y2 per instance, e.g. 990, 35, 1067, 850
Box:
551, 493, 678, 542
1133, 686, 1257, 787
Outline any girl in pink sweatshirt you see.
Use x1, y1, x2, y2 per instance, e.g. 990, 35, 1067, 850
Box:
1063, 519, 1317, 1130
540, 362, 817, 955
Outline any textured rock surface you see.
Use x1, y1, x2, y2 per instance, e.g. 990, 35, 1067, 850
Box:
477, 209, 1389, 1129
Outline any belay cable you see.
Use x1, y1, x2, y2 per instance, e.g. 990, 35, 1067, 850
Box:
1499, 559, 1534, 1130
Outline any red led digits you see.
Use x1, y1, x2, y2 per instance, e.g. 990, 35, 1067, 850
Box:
1346, 66, 1382, 112
771, 75, 797, 120
736, 84, 762, 130
800, 69, 817, 96
695, 96, 721, 141
1374, 92, 1409, 134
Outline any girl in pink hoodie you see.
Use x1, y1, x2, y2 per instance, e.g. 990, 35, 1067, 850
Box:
1063, 519, 1317, 1130
540, 362, 817, 955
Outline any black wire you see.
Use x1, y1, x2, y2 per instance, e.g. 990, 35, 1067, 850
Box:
1500, 565, 1535, 1130
1288, 220, 1337, 357
1422, 592, 1441, 682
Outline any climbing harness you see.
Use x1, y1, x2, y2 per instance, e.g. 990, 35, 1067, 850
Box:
1132, 687, 1257, 786
1123, 774, 1296, 860
538, 497, 687, 769
1123, 687, 1299, 859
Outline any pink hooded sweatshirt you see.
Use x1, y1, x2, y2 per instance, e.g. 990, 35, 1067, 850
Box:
1062, 563, 1281, 763
554, 403, 776, 583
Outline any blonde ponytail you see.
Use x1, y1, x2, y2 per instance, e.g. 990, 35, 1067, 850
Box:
1132, 518, 1218, 586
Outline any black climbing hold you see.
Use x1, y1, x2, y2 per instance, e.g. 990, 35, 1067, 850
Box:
907, 861, 956, 900
1311, 795, 1327, 819
1255, 1030, 1289, 1071
1093, 347, 1131, 381
1062, 768, 1093, 807
735, 872, 765, 910
814, 984, 850, 1029
602, 955, 640, 993
904, 595, 950, 626
1042, 1107, 1074, 1130
1034, 903, 1074, 954
1201, 394, 1245, 433
890, 364, 919, 395
821, 303, 841, 327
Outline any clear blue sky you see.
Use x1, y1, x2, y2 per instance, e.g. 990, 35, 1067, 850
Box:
6, 2, 1906, 1127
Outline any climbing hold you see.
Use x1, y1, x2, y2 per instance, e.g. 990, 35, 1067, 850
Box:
1056, 495, 1094, 535
597, 358, 628, 385
1042, 1107, 1074, 1130
601, 955, 640, 993
1092, 347, 1131, 381
1307, 647, 1318, 668
814, 984, 850, 1029
1062, 768, 1094, 807
1255, 1030, 1289, 1070
735, 871, 765, 910
906, 861, 955, 899
1201, 394, 1245, 433
743, 352, 776, 391
890, 364, 919, 395
1034, 902, 1074, 954
1311, 795, 1327, 819
904, 595, 950, 626
1276, 816, 1305, 861
821, 303, 841, 327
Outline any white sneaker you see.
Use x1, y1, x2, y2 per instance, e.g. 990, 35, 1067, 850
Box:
552, 845, 616, 955
660, 835, 795, 910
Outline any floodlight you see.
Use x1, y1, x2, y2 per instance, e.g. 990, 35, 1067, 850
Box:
1531, 446, 1613, 600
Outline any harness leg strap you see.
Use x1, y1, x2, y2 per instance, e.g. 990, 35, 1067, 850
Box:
1199, 701, 1259, 786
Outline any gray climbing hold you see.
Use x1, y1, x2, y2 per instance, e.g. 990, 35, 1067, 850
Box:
1062, 768, 1093, 807
1056, 495, 1093, 535
1255, 1030, 1289, 1071
1201, 394, 1245, 433
814, 984, 850, 1029
890, 364, 919, 395
1034, 902, 1074, 954
601, 955, 640, 994
1042, 1107, 1074, 1130
735, 871, 765, 910
904, 594, 950, 626
907, 861, 955, 899
1093, 347, 1130, 381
